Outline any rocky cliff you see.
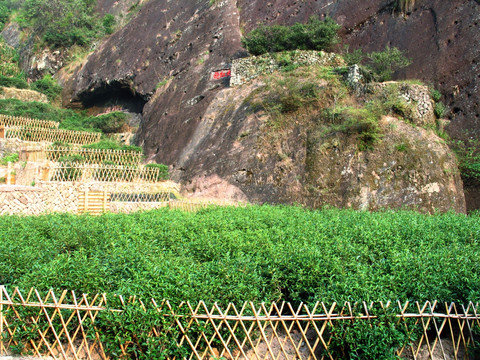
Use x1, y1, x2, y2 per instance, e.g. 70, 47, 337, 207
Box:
58, 0, 478, 211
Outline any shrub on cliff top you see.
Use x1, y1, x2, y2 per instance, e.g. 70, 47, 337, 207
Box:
242, 16, 340, 56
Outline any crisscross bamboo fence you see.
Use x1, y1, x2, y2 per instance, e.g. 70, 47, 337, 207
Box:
0, 114, 59, 129
169, 199, 244, 212
50, 163, 165, 183
110, 191, 172, 202
4, 127, 101, 145
1, 286, 478, 360
44, 147, 143, 166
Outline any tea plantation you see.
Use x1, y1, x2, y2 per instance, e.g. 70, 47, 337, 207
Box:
1, 205, 479, 306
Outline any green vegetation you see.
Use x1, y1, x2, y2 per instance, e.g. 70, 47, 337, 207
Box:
452, 138, 480, 184
19, 0, 99, 48
0, 2, 12, 30
1, 206, 479, 357
144, 163, 169, 180
344, 46, 411, 82
1, 206, 479, 304
102, 13, 116, 35
242, 16, 340, 56
0, 152, 19, 165
0, 38, 21, 77
0, 74, 29, 89
250, 65, 386, 150
82, 139, 142, 153
30, 74, 62, 101
0, 99, 134, 134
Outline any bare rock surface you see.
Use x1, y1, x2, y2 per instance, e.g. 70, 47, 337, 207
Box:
60, 0, 476, 211
175, 79, 465, 213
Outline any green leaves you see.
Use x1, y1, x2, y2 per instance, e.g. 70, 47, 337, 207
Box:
0, 207, 479, 305
242, 16, 340, 55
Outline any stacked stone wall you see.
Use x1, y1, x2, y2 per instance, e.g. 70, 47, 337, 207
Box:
0, 181, 181, 216
230, 50, 344, 86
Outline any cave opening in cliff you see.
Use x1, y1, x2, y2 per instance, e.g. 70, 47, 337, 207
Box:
79, 81, 148, 118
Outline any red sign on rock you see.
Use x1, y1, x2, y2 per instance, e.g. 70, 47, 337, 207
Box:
212, 69, 231, 80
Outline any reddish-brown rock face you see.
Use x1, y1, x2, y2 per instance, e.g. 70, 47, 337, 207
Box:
66, 0, 478, 210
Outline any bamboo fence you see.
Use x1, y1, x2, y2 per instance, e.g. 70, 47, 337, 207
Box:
45, 147, 143, 166
169, 199, 245, 212
0, 287, 479, 360
50, 163, 166, 183
4, 127, 101, 145
0, 114, 59, 129
110, 191, 172, 202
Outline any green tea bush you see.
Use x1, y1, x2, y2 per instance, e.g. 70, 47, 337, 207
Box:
1, 206, 479, 305
1, 207, 479, 357
242, 16, 340, 55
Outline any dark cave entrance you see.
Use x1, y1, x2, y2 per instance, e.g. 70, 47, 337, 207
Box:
79, 81, 149, 127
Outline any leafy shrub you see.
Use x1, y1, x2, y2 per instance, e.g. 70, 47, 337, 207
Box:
144, 163, 169, 181
85, 112, 128, 133
31, 75, 62, 101
430, 88, 442, 102
342, 46, 411, 82
21, 0, 100, 48
367, 46, 411, 82
1, 206, 480, 357
0, 98, 83, 126
102, 13, 115, 34
0, 39, 21, 77
0, 75, 29, 89
242, 16, 340, 55
0, 152, 19, 165
328, 307, 416, 360
434, 101, 447, 118
1, 206, 480, 305
0, 4, 11, 30
366, 83, 416, 123
451, 138, 480, 184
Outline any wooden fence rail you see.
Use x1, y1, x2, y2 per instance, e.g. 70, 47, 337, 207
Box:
0, 286, 479, 360
4, 127, 101, 145
0, 114, 59, 129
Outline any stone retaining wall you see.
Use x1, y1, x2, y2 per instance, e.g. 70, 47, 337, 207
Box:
0, 181, 181, 216
230, 50, 344, 86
